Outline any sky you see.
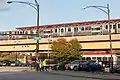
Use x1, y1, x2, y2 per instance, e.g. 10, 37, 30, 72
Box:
0, 0, 119, 30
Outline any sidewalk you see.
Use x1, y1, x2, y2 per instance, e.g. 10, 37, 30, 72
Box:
46, 70, 120, 80
0, 67, 31, 72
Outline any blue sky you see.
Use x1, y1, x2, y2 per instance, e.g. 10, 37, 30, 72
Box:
0, 0, 119, 30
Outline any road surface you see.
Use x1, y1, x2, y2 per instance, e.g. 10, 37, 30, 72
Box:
0, 71, 103, 80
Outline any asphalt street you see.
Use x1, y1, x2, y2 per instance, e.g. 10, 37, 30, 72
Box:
0, 71, 120, 80
0, 71, 103, 80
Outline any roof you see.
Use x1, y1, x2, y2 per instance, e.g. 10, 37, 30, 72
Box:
16, 18, 120, 30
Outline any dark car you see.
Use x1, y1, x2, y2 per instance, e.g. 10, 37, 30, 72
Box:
53, 61, 70, 70
79, 61, 103, 72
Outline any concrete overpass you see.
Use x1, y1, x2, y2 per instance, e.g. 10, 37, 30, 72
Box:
0, 34, 120, 53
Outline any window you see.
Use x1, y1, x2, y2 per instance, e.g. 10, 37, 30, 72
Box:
14, 32, 16, 34
20, 32, 22, 34
86, 57, 91, 60
25, 31, 28, 34
22, 31, 24, 34
55, 29, 57, 33
113, 25, 116, 29
44, 31, 51, 33
97, 57, 101, 61
103, 57, 107, 61
105, 25, 108, 29
68, 28, 71, 32
92, 57, 96, 60
85, 27, 88, 30
82, 57, 85, 60
81, 27, 84, 31
30, 31, 33, 34
59, 28, 60, 32
61, 28, 64, 33
74, 27, 78, 32
118, 24, 120, 28
65, 28, 66, 32
96, 27, 100, 30
4, 32, 7, 35
110, 25, 112, 29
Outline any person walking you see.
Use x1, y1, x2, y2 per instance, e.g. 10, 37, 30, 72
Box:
42, 59, 47, 72
36, 59, 40, 71
39, 59, 42, 72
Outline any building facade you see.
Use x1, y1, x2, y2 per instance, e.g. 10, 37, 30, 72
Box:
0, 19, 120, 63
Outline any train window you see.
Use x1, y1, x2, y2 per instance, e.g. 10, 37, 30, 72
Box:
92, 57, 96, 60
68, 28, 71, 32
65, 28, 66, 32
118, 24, 120, 28
59, 28, 60, 32
113, 25, 116, 29
105, 25, 108, 29
25, 31, 28, 34
86, 57, 91, 60
81, 27, 84, 31
61, 28, 64, 33
110, 25, 112, 29
96, 27, 100, 30
5, 32, 6, 34
85, 27, 88, 30
74, 27, 78, 32
55, 29, 57, 33
97, 57, 101, 61
30, 31, 33, 34
92, 28, 94, 30
103, 57, 107, 61
82, 57, 85, 60
14, 32, 16, 34
20, 32, 22, 34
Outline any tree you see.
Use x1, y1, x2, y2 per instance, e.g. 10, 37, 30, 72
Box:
51, 38, 69, 61
67, 38, 82, 60
51, 38, 82, 62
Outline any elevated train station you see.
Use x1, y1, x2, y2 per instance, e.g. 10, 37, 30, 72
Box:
0, 19, 120, 63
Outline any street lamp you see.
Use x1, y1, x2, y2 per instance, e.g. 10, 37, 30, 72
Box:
48, 35, 52, 70
7, 0, 40, 60
83, 4, 113, 72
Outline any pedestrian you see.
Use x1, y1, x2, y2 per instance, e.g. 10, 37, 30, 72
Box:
36, 60, 40, 71
42, 59, 47, 72
39, 59, 42, 72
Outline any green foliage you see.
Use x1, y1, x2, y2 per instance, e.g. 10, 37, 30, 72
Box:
51, 38, 82, 61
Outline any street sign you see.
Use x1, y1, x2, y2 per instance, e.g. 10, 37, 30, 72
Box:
34, 37, 41, 40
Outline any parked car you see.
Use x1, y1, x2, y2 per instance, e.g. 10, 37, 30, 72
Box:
110, 64, 120, 73
65, 60, 87, 71
53, 61, 70, 70
79, 61, 103, 72
1, 60, 11, 66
